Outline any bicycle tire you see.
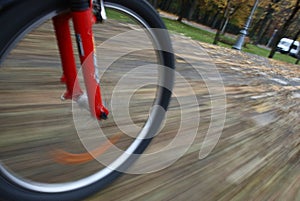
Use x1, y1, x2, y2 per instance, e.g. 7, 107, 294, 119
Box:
0, 0, 174, 200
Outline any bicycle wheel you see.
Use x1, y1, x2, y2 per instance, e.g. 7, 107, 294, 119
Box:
0, 0, 174, 200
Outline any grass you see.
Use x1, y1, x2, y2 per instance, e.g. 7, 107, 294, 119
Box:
106, 9, 135, 24
273, 53, 299, 64
162, 18, 299, 65
162, 18, 216, 44
243, 44, 298, 64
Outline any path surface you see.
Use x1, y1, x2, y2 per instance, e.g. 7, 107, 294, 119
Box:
0, 18, 299, 201
86, 35, 300, 201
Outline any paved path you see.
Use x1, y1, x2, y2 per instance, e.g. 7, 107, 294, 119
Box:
86, 34, 300, 201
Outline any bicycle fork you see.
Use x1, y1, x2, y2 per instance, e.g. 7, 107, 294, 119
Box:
52, 0, 109, 120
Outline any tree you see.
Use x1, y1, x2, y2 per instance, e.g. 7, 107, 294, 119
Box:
288, 28, 300, 52
268, 0, 300, 58
220, 1, 246, 34
253, 2, 276, 45
213, 0, 232, 44
187, 0, 199, 20
159, 0, 174, 11
213, 0, 250, 44
149, 0, 159, 8
177, 0, 186, 21
176, 0, 199, 22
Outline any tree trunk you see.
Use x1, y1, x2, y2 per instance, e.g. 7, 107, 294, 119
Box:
220, 3, 242, 35
269, 0, 300, 58
187, 0, 198, 21
211, 11, 220, 28
254, 18, 271, 45
148, 0, 156, 8
177, 0, 185, 22
254, 5, 273, 45
160, 0, 173, 11
260, 19, 272, 45
213, 0, 231, 45
220, 17, 230, 35
249, 20, 260, 37
292, 29, 300, 64
152, 0, 158, 9
251, 4, 271, 37
288, 29, 300, 52
201, 11, 211, 24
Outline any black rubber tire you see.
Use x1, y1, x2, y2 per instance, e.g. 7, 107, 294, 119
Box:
0, 0, 174, 201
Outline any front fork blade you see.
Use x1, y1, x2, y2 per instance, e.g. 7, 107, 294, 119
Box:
53, 3, 109, 120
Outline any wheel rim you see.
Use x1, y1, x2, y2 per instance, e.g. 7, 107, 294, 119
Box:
0, 2, 173, 193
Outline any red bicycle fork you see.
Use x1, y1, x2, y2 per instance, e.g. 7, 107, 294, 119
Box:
52, 1, 109, 120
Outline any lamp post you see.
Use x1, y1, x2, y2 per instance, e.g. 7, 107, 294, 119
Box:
232, 0, 259, 50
